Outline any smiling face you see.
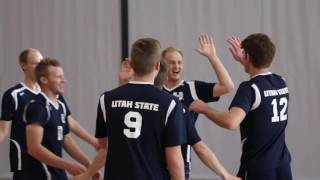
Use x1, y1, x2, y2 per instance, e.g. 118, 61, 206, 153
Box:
163, 50, 183, 86
45, 66, 65, 95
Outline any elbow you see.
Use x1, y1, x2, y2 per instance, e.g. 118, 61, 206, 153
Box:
27, 146, 39, 157
225, 83, 235, 93
224, 121, 238, 131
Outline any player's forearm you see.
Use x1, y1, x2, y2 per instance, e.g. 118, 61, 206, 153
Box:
202, 107, 237, 130
193, 141, 229, 179
0, 121, 11, 143
86, 148, 107, 177
165, 146, 185, 180
68, 117, 99, 150
208, 56, 234, 95
63, 135, 91, 168
28, 143, 72, 170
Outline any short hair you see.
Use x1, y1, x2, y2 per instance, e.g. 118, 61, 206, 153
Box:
154, 60, 167, 88
131, 38, 161, 76
19, 48, 40, 64
35, 58, 61, 84
241, 33, 275, 68
161, 46, 183, 59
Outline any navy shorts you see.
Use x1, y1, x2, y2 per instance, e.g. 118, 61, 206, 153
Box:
237, 163, 293, 180
13, 171, 24, 180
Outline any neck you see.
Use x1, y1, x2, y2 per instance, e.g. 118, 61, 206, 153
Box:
41, 88, 58, 102
132, 73, 155, 84
23, 78, 40, 91
249, 67, 270, 78
163, 79, 182, 89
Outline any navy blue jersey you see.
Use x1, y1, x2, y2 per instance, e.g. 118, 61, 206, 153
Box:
181, 105, 201, 179
95, 82, 187, 180
1, 83, 40, 172
0, 83, 71, 174
163, 80, 218, 121
163, 80, 218, 176
230, 72, 291, 171
24, 93, 70, 180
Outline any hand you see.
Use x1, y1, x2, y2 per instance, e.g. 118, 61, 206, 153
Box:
93, 138, 100, 151
195, 34, 217, 59
189, 100, 208, 114
92, 171, 102, 180
226, 36, 244, 63
73, 173, 90, 180
65, 161, 87, 176
118, 58, 133, 85
223, 174, 242, 180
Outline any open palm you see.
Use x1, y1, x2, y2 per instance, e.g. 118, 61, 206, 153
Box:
227, 36, 244, 63
195, 34, 217, 58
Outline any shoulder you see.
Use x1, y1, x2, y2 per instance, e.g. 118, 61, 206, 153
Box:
2, 84, 23, 96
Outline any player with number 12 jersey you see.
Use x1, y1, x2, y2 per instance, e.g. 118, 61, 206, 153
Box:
229, 72, 291, 173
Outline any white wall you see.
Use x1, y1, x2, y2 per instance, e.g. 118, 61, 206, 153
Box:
128, 0, 320, 179
1, 0, 320, 179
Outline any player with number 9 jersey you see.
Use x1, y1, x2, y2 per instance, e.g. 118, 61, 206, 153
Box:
95, 82, 187, 180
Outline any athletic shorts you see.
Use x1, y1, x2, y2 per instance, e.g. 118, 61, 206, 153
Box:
237, 163, 293, 180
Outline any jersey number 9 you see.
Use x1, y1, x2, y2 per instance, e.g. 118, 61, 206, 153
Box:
123, 111, 142, 138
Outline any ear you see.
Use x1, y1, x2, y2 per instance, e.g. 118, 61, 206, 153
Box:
20, 62, 27, 72
39, 76, 48, 85
243, 53, 251, 63
155, 61, 160, 71
129, 57, 134, 68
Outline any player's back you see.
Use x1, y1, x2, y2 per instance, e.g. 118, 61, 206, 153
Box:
240, 73, 291, 170
97, 82, 185, 180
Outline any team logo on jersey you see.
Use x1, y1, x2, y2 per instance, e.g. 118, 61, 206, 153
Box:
173, 91, 184, 100
61, 114, 66, 123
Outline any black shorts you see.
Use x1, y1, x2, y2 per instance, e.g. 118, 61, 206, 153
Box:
13, 171, 24, 180
237, 163, 293, 180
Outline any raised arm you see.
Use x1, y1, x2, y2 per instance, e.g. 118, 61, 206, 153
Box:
192, 141, 241, 180
189, 100, 245, 130
68, 116, 99, 150
195, 34, 234, 97
118, 58, 133, 86
26, 123, 86, 176
165, 145, 185, 180
227, 36, 245, 64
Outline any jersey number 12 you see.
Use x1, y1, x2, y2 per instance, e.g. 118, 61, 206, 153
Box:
271, 97, 288, 122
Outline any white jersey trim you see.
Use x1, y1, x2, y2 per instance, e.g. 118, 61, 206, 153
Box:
129, 81, 154, 85
58, 100, 67, 124
42, 163, 52, 180
40, 92, 59, 110
187, 81, 199, 100
20, 82, 41, 94
186, 145, 191, 162
165, 100, 176, 125
11, 86, 27, 111
163, 80, 185, 91
9, 139, 22, 170
251, 84, 261, 110
250, 72, 272, 79
99, 95, 107, 123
